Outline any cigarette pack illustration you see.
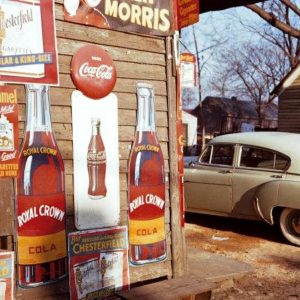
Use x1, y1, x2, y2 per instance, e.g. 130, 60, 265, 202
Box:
0, 0, 59, 85
68, 226, 129, 300
0, 251, 14, 300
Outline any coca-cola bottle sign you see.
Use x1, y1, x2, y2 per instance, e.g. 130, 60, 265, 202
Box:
71, 45, 117, 99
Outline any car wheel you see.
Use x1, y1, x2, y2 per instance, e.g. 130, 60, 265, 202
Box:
279, 208, 300, 246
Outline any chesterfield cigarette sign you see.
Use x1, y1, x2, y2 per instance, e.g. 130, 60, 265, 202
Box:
0, 0, 59, 85
64, 0, 174, 36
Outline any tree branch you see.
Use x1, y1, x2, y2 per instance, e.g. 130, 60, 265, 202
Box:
247, 4, 300, 38
280, 0, 300, 16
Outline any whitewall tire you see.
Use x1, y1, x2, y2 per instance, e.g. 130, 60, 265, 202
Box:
279, 208, 300, 246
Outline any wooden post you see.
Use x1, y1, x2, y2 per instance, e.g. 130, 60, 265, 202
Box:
166, 36, 186, 278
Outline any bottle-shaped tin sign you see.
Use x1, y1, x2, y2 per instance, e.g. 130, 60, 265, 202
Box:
87, 118, 107, 199
128, 83, 167, 265
17, 85, 67, 287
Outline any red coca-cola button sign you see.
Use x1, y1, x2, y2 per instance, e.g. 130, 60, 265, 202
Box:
71, 45, 117, 99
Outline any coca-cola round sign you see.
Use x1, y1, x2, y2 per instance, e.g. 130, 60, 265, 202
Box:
71, 45, 117, 99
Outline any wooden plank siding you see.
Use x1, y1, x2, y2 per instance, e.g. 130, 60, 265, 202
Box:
279, 83, 300, 132
0, 2, 185, 299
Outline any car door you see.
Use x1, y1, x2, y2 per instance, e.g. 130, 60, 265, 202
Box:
231, 145, 289, 218
184, 143, 235, 214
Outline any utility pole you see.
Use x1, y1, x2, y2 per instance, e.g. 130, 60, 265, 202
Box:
192, 25, 206, 150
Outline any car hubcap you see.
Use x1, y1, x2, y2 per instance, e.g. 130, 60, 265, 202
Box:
287, 210, 300, 236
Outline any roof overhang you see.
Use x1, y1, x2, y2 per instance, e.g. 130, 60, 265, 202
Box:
200, 0, 267, 13
271, 63, 300, 97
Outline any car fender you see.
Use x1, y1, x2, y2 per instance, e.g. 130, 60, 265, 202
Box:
254, 180, 300, 225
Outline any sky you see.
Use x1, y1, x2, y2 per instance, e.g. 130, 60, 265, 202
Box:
180, 6, 265, 108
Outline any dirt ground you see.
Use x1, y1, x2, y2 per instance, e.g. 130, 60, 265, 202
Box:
185, 213, 300, 300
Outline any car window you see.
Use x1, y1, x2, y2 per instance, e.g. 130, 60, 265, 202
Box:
210, 145, 234, 166
240, 146, 289, 171
199, 146, 212, 164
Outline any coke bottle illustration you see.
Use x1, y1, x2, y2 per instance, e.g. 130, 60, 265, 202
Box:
128, 83, 167, 265
17, 85, 67, 287
87, 118, 107, 199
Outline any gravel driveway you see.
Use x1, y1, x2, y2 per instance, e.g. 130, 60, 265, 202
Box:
185, 212, 300, 300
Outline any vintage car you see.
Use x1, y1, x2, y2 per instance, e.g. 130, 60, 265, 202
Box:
184, 132, 300, 246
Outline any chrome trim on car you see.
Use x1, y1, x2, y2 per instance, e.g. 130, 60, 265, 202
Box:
254, 197, 273, 225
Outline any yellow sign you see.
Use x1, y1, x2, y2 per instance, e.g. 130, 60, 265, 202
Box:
129, 216, 165, 245
17, 230, 67, 264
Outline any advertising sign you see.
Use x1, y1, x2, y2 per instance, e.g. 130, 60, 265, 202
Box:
68, 226, 129, 300
16, 85, 67, 287
0, 251, 14, 300
0, 0, 59, 85
175, 0, 199, 30
71, 45, 117, 100
0, 86, 18, 178
64, 0, 174, 36
180, 53, 196, 88
176, 67, 185, 227
72, 90, 120, 230
128, 83, 167, 265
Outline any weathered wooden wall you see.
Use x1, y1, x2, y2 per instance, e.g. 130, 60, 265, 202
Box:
0, 2, 185, 299
278, 77, 300, 133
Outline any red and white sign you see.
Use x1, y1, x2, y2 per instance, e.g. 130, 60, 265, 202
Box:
0, 0, 59, 85
72, 91, 120, 230
180, 53, 197, 88
71, 45, 117, 100
0, 86, 18, 178
68, 227, 129, 300
176, 67, 185, 227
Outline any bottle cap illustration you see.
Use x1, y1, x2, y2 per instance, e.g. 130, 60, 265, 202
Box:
71, 45, 117, 100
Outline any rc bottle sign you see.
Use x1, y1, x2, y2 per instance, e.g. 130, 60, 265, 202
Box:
16, 85, 67, 287
128, 83, 167, 265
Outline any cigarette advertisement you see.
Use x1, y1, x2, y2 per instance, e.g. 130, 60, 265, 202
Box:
64, 0, 174, 36
72, 91, 120, 230
175, 0, 199, 30
0, 86, 18, 178
0, 0, 59, 85
0, 251, 14, 300
68, 226, 129, 300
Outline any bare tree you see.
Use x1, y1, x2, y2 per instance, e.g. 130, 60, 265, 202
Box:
206, 1, 300, 126
182, 0, 300, 138
246, 0, 300, 68
181, 88, 197, 108
247, 1, 300, 39
210, 40, 287, 125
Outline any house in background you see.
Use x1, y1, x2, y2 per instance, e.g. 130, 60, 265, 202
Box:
188, 96, 278, 145
182, 110, 198, 155
272, 62, 300, 133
